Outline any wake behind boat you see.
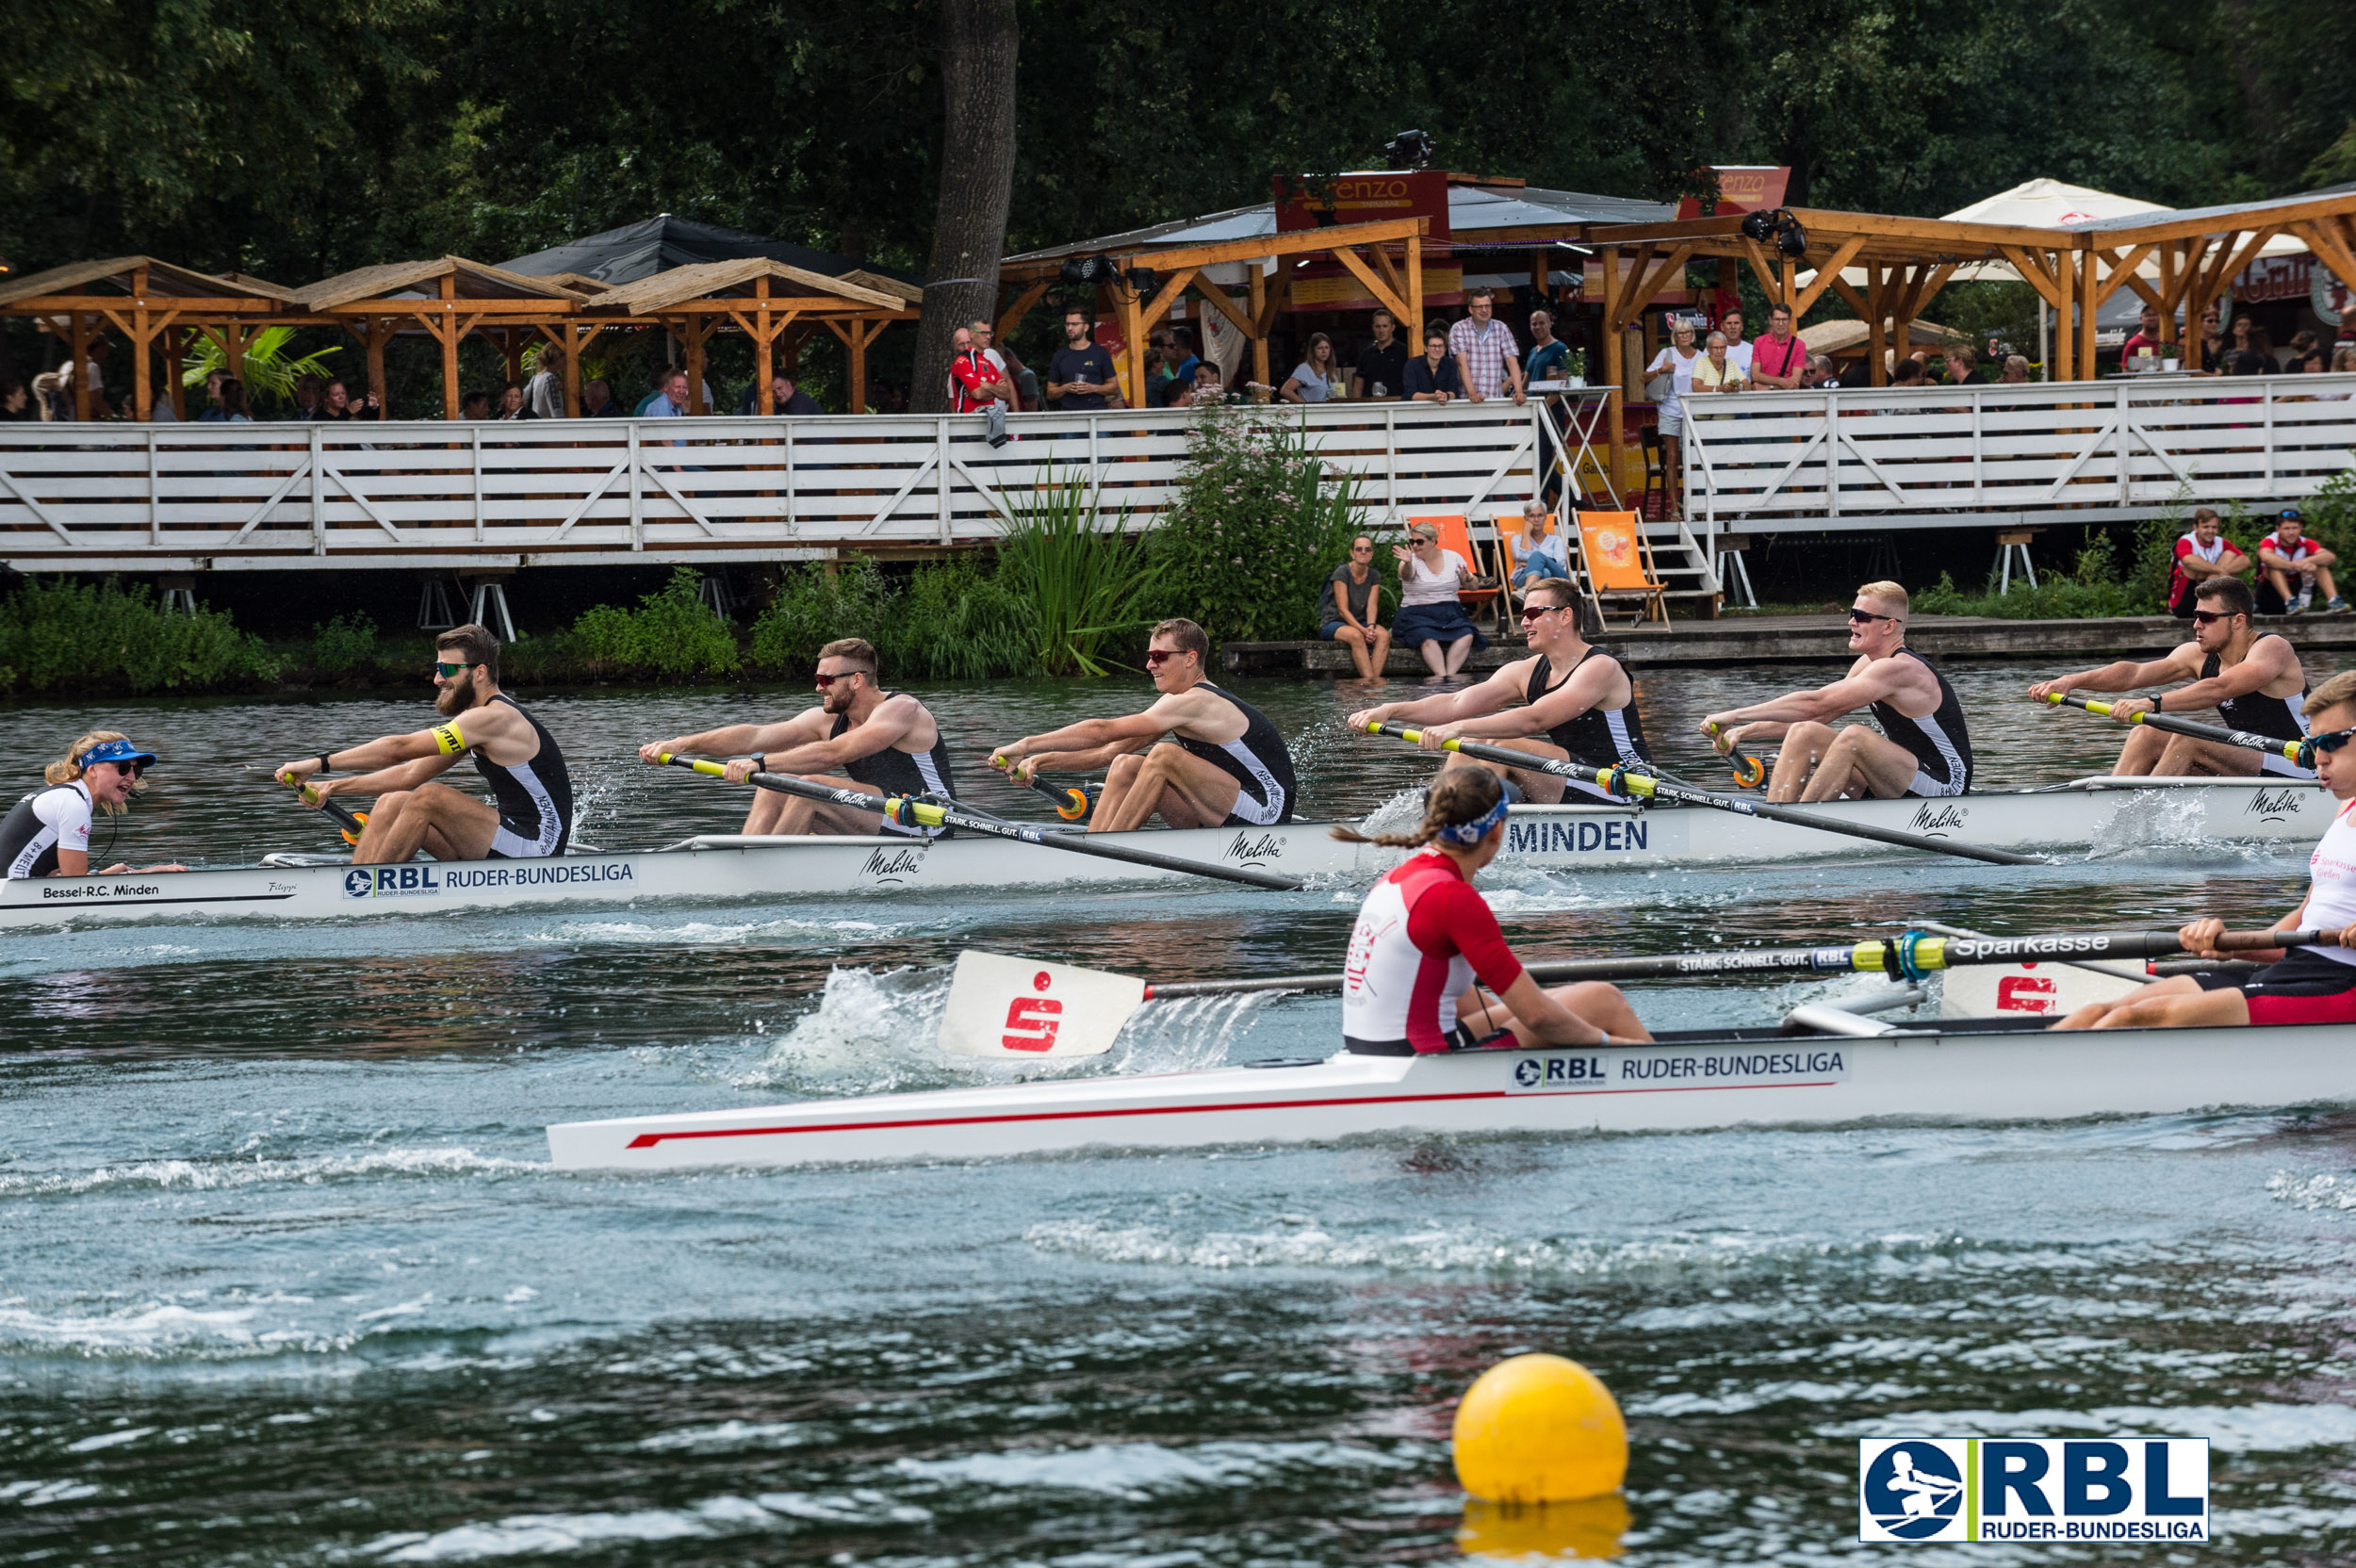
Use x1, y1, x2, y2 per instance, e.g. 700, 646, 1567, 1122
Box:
0, 775, 2324, 930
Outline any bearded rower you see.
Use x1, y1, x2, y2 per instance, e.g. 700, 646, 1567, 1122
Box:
2027, 576, 2312, 777
1700, 580, 1972, 802
990, 618, 1296, 832
2, 732, 186, 878
1346, 575, 1652, 801
638, 637, 957, 836
274, 625, 572, 864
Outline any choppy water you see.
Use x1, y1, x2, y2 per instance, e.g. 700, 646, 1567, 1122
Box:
5, 662, 2354, 1564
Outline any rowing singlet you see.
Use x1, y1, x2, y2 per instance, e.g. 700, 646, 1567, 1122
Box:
2299, 798, 2356, 966
1526, 649, 1651, 801
833, 693, 957, 838
471, 694, 572, 858
2201, 649, 2314, 777
1174, 682, 1298, 825
1870, 648, 1972, 797
1343, 851, 1526, 1054
0, 782, 93, 878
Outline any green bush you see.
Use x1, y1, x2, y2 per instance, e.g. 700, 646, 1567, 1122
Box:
310, 612, 381, 675
569, 567, 739, 678
887, 557, 1036, 680
748, 559, 898, 674
998, 470, 1161, 675
1915, 536, 2151, 619
0, 577, 281, 694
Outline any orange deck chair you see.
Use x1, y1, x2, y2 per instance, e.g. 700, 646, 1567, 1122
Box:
1570, 510, 1668, 627
1410, 514, 1504, 630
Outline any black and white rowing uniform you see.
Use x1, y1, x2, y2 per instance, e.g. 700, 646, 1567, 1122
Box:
1525, 649, 1652, 801
833, 694, 958, 838
2201, 650, 2314, 776
1870, 647, 1972, 797
1174, 683, 1298, 825
0, 781, 92, 878
472, 694, 573, 858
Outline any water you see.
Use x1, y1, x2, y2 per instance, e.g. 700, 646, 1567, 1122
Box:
4, 663, 2352, 1563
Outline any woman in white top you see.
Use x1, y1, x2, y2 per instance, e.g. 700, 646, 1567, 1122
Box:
1282, 333, 1343, 403
1691, 331, 1745, 394
1644, 318, 1703, 512
1391, 519, 1486, 678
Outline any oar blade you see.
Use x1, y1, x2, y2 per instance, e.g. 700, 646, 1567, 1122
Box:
937, 951, 1148, 1060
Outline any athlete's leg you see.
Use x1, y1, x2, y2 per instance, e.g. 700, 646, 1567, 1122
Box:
350, 790, 412, 861
2089, 979, 2249, 1031
355, 782, 499, 863
1092, 752, 1148, 828
2114, 725, 2168, 776
1443, 634, 1475, 677
1796, 727, 1930, 802
767, 775, 885, 835
1440, 739, 1569, 805
2151, 735, 2261, 776
2052, 973, 2211, 1029
1546, 981, 1651, 1041
1763, 721, 1834, 802
1091, 742, 1242, 831
741, 786, 793, 835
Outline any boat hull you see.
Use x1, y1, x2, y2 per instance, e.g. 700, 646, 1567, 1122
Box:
0, 776, 2319, 930
547, 1019, 2356, 1170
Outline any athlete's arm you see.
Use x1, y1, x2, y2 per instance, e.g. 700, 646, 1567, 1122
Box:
2027, 646, 2201, 703
1348, 666, 1522, 733
2119, 636, 2299, 715
2175, 893, 2356, 962
276, 722, 473, 798
1429, 658, 1621, 744
996, 688, 1227, 768
756, 695, 922, 776
1420, 882, 1612, 1047
638, 712, 826, 768
1704, 659, 1923, 732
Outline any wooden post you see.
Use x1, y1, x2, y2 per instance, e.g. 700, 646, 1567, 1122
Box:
1121, 288, 1145, 407
2053, 249, 2076, 382
2184, 240, 2210, 373
562, 324, 581, 416
438, 274, 461, 419
1892, 267, 1913, 368
756, 301, 776, 416
501, 328, 523, 388
1406, 237, 1424, 339
1601, 245, 1625, 465
849, 318, 872, 414
1249, 264, 1269, 392
1866, 265, 1888, 386
164, 328, 188, 417
225, 322, 248, 384
2076, 250, 2099, 384
70, 312, 90, 421
362, 318, 389, 416
131, 266, 153, 422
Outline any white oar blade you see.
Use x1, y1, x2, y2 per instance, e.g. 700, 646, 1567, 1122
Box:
1939, 961, 2143, 1020
937, 951, 1147, 1059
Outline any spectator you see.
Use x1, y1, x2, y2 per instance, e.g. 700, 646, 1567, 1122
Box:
1748, 303, 1808, 389
736, 375, 823, 416
1403, 326, 1466, 402
1163, 363, 1195, 409
1942, 345, 1986, 386
1718, 308, 1754, 381
581, 379, 622, 417
1281, 332, 1343, 403
971, 318, 1034, 411
2335, 345, 2356, 379
2198, 303, 2224, 368
525, 349, 565, 419
2288, 329, 2319, 366
2168, 506, 2251, 618
1352, 309, 1410, 400
949, 326, 1013, 412
1188, 362, 1226, 403
1889, 355, 1928, 387
1692, 331, 1744, 394
1137, 343, 1174, 407
1447, 287, 1527, 404
1047, 307, 1120, 410
461, 388, 492, 419
496, 381, 534, 419
1644, 318, 1702, 481
2256, 507, 2343, 614
2221, 346, 2269, 377
313, 381, 355, 422
0, 379, 28, 420
148, 390, 179, 422
196, 368, 230, 421
293, 373, 324, 420
1804, 354, 1840, 389
1167, 329, 1203, 384
2000, 355, 2032, 384
1510, 499, 1569, 589
2226, 313, 2272, 368
1525, 309, 1571, 384
2120, 303, 2168, 365
644, 368, 690, 421
215, 378, 254, 424
1391, 518, 1484, 678
1319, 534, 1394, 680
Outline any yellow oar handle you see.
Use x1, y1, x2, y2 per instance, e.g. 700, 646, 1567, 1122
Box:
1365, 722, 1664, 800
663, 752, 947, 828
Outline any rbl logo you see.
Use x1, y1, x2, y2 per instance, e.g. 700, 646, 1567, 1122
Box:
1002, 969, 1062, 1053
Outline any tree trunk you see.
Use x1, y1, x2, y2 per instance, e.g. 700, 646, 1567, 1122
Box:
910, 0, 1019, 415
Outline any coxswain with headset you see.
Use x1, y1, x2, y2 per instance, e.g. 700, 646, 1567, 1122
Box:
2027, 575, 2312, 777
1333, 769, 1650, 1053
1699, 579, 1972, 801
2, 732, 187, 879
1347, 575, 1652, 802
2056, 670, 2356, 1030
637, 637, 957, 836
273, 624, 572, 863
990, 618, 1297, 832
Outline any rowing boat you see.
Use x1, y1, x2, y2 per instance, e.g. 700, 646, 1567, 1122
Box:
0, 776, 2319, 930
546, 1013, 2356, 1169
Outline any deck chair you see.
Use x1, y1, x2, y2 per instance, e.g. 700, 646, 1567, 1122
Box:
1570, 509, 1669, 628
1410, 514, 1505, 630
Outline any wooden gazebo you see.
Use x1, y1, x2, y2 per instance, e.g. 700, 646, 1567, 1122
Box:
583, 258, 911, 414
292, 257, 586, 419
0, 258, 300, 420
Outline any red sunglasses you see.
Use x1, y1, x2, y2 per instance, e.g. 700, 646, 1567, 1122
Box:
1143, 649, 1189, 666
812, 670, 863, 687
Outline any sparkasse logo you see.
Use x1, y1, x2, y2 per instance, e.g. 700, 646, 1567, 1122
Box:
1857, 1437, 2208, 1543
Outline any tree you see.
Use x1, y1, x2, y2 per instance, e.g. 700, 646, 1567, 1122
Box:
910, 0, 1018, 415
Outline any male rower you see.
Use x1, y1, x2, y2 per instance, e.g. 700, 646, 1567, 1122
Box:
1345, 575, 1652, 802
1698, 580, 1972, 802
2054, 671, 2356, 1031
274, 624, 572, 864
2026, 576, 2312, 777
989, 618, 1296, 832
637, 637, 956, 836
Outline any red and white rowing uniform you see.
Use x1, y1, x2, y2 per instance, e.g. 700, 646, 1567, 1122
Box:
2195, 795, 2356, 1021
1341, 851, 1524, 1054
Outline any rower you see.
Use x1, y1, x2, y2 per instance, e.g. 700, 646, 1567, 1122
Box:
2026, 577, 2311, 777
1699, 580, 1972, 802
2, 733, 187, 878
2055, 671, 2356, 1030
274, 624, 572, 864
1345, 575, 1651, 802
638, 637, 957, 836
990, 618, 1296, 832
1332, 769, 1650, 1053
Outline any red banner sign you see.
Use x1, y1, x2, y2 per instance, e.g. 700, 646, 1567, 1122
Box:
1274, 171, 1450, 241
1677, 166, 1792, 221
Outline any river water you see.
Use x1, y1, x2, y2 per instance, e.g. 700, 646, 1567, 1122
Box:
4, 661, 2353, 1564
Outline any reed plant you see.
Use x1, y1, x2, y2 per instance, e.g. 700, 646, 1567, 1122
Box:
997, 468, 1161, 676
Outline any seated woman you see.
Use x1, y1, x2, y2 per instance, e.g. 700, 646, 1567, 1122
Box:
2057, 672, 2356, 1029
1391, 520, 1486, 678
1333, 769, 1649, 1054
1318, 534, 1393, 680
2, 732, 187, 879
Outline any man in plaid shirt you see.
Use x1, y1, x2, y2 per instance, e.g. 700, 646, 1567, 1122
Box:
1446, 287, 1528, 404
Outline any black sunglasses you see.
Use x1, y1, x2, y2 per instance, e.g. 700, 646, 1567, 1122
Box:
1520, 604, 1564, 622
433, 661, 480, 678
106, 759, 148, 779
2306, 727, 2356, 762
2189, 610, 2238, 626
812, 670, 863, 687
1848, 609, 1899, 625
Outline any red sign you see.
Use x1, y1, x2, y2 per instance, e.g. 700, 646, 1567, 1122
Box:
1274, 171, 1450, 241
2238, 253, 2314, 304
1677, 166, 1792, 220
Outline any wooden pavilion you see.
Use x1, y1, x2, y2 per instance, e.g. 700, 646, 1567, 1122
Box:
0, 258, 301, 420
291, 257, 588, 420
583, 258, 911, 414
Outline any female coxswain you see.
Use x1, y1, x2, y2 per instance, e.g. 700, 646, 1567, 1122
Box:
1, 732, 188, 878
1332, 770, 1650, 1054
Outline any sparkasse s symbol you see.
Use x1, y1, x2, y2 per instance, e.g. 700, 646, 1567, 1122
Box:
1857, 1437, 2208, 1543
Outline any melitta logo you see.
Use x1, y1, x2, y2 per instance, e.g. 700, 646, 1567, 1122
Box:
859, 846, 926, 883
1224, 831, 1284, 865
342, 865, 441, 899
2248, 787, 2309, 819
1907, 803, 1970, 832
1857, 1438, 2208, 1543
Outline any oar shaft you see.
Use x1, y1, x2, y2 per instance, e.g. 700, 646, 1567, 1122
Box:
2042, 692, 2307, 763
286, 777, 366, 834
1363, 723, 2040, 867
663, 756, 1300, 890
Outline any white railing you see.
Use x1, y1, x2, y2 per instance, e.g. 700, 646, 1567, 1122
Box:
1682, 374, 2356, 550
0, 400, 1556, 572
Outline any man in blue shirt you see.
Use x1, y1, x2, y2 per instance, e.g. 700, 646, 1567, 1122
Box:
1168, 327, 1203, 384
1525, 309, 1571, 384
1511, 500, 1570, 588
1047, 308, 1121, 409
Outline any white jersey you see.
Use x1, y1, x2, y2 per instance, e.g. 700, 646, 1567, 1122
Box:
2303, 799, 2356, 967
1, 782, 93, 878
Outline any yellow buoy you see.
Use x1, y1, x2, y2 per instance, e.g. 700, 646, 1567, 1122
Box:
1459, 1494, 1631, 1560
1452, 1352, 1628, 1504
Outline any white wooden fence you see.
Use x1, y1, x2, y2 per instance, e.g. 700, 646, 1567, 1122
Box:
0, 401, 1555, 572
1683, 374, 2356, 559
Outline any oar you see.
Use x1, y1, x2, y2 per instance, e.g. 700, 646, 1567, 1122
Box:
1359, 722, 2040, 867
934, 927, 2327, 1056
1700, 720, 1768, 789
2037, 691, 2311, 767
1018, 773, 1096, 823
255, 767, 369, 843
659, 754, 1301, 890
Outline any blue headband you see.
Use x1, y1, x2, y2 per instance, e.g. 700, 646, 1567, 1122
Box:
1435, 792, 1511, 845
77, 738, 156, 768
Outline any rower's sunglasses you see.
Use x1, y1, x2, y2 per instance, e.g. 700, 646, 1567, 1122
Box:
1144, 649, 1192, 667
2189, 610, 2238, 626
2306, 727, 2356, 762
1847, 609, 1899, 625
433, 661, 480, 678
811, 670, 862, 687
104, 759, 147, 779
